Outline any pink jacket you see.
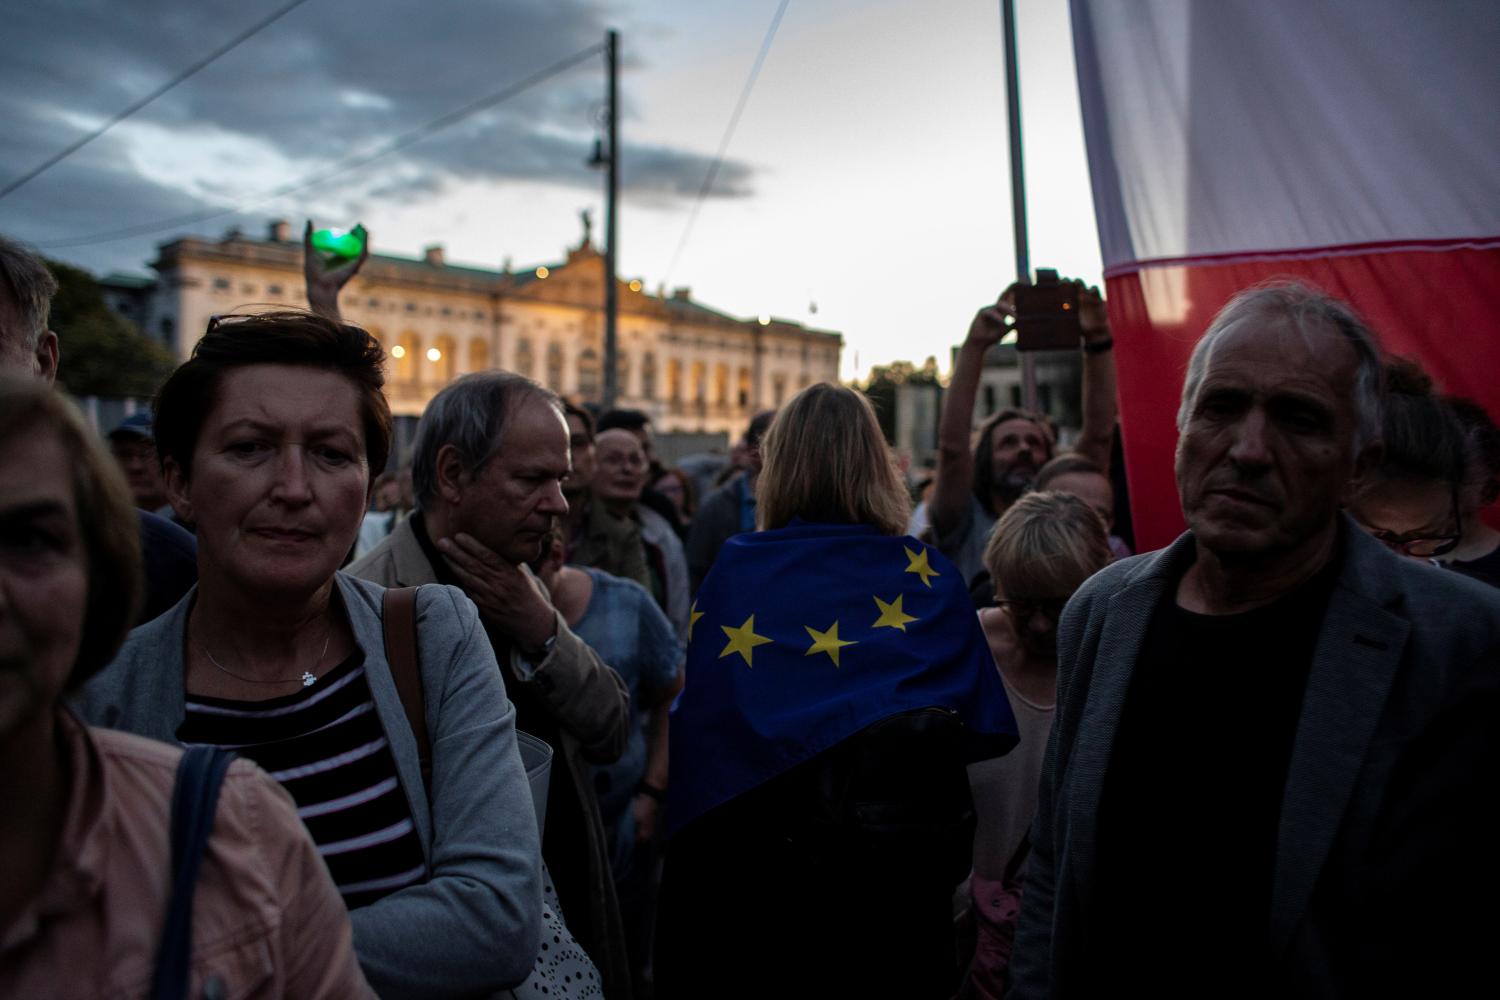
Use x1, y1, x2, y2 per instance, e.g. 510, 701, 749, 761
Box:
0, 713, 372, 1000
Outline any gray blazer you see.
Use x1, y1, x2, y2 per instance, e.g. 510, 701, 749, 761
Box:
1011, 516, 1500, 997
79, 574, 544, 1000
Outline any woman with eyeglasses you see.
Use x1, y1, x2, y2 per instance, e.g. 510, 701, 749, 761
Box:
1441, 397, 1500, 587
1347, 359, 1475, 567
961, 490, 1111, 999
79, 311, 543, 998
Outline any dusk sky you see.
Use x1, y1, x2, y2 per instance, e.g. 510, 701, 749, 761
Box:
0, 0, 1102, 380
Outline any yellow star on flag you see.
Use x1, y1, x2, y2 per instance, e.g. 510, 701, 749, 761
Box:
689, 601, 704, 640
903, 546, 940, 588
804, 621, 857, 667
872, 594, 918, 632
719, 614, 773, 668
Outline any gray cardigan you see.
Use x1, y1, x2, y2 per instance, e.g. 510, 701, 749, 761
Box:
79, 574, 544, 999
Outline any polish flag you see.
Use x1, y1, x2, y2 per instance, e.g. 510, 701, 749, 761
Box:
1071, 0, 1500, 550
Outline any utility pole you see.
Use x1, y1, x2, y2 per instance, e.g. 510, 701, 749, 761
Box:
1000, 0, 1037, 412
602, 28, 620, 409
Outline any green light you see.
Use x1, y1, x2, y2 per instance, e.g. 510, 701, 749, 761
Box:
310, 225, 367, 264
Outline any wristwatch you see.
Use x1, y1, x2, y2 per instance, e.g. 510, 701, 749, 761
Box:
521, 633, 558, 664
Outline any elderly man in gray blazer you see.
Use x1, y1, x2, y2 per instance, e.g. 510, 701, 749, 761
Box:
1011, 283, 1500, 997
349, 371, 634, 999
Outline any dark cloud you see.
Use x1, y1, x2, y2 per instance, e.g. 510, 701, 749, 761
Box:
0, 0, 756, 270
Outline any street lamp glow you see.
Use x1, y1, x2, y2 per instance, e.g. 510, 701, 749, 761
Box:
628, 279, 642, 292
758, 314, 771, 326
390, 345, 406, 359
426, 347, 442, 362
535, 266, 550, 279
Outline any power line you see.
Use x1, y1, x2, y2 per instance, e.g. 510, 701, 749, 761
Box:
35, 43, 605, 250
663, 0, 791, 285
0, 0, 315, 202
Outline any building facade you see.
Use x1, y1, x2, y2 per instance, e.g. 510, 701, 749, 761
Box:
108, 220, 842, 436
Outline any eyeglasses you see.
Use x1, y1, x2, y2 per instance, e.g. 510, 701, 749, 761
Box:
1355, 482, 1463, 558
996, 596, 1071, 622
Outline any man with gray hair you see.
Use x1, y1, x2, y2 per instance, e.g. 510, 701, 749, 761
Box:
1011, 281, 1500, 996
0, 233, 196, 623
0, 233, 60, 381
347, 370, 634, 998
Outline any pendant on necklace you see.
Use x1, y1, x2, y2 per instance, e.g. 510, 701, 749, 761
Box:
301, 671, 316, 688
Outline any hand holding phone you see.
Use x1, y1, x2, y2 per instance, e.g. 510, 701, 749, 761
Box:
303, 220, 370, 321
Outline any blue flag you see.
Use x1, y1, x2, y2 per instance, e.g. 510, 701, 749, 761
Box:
668, 519, 1018, 835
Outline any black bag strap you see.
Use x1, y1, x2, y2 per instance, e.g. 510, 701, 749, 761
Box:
382, 586, 431, 796
150, 746, 237, 1000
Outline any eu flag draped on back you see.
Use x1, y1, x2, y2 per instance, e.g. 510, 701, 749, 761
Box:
668, 519, 1019, 836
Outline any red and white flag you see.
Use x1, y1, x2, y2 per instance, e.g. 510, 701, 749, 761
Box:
1072, 0, 1500, 550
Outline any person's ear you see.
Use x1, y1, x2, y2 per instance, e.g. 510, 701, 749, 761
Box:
434, 444, 469, 506
162, 454, 193, 523
35, 329, 59, 384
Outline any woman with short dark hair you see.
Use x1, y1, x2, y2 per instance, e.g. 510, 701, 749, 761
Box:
0, 375, 369, 997
81, 311, 543, 998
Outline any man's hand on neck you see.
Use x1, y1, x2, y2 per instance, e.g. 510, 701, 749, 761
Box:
435, 532, 558, 655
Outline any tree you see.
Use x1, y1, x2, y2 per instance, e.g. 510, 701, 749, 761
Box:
47, 260, 176, 398
856, 357, 941, 443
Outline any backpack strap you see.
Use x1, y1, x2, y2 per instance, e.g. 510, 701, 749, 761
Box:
150, 746, 237, 1000
383, 586, 431, 794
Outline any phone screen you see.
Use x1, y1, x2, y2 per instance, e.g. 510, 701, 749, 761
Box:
311, 225, 366, 266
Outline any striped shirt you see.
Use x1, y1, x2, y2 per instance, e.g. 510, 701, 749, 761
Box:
178, 652, 427, 908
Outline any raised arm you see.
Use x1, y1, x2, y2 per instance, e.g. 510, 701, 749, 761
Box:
303, 219, 370, 322
1068, 281, 1117, 473
930, 294, 1012, 542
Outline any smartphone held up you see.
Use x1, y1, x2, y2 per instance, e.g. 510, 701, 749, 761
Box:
1011, 269, 1082, 351
310, 224, 367, 269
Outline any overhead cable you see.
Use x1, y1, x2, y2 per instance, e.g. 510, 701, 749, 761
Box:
0, 0, 315, 201
662, 0, 791, 285
35, 43, 605, 249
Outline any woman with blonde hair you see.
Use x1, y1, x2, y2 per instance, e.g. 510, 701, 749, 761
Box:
657, 383, 1017, 999
0, 376, 369, 998
959, 490, 1111, 998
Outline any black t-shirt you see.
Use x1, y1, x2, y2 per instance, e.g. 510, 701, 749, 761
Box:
1083, 550, 1340, 993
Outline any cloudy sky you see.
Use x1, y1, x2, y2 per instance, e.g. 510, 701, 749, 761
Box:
0, 0, 1100, 380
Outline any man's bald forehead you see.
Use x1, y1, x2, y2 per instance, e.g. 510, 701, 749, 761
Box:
595, 428, 643, 452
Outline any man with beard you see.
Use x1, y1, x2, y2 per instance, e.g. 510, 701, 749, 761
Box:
929, 280, 1115, 588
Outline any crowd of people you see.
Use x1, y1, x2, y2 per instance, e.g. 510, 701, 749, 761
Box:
1, 223, 1498, 1000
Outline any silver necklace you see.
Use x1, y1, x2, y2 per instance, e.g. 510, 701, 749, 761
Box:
199, 628, 332, 688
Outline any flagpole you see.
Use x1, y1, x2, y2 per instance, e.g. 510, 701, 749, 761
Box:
1001, 0, 1038, 412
